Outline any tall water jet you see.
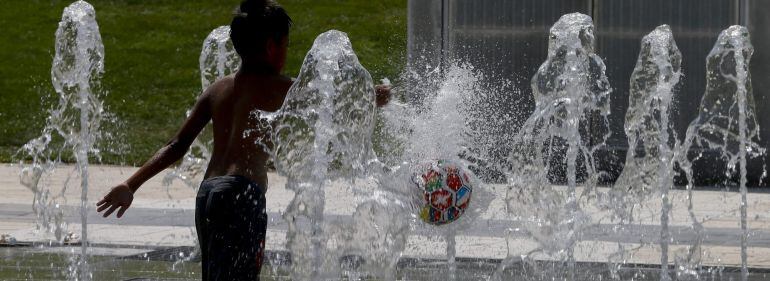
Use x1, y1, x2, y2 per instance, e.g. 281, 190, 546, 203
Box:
54, 2, 104, 278
500, 13, 610, 280
163, 26, 240, 188
677, 25, 763, 281
19, 1, 106, 280
603, 25, 682, 280
273, 30, 377, 280
199, 26, 241, 90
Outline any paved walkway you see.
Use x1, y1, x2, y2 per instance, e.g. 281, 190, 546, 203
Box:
2, 164, 770, 269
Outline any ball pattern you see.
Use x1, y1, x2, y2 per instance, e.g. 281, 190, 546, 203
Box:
413, 160, 473, 225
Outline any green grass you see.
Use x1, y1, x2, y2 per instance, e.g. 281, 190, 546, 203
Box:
0, 0, 406, 165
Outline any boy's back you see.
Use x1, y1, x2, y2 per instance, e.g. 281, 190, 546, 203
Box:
188, 71, 294, 280
204, 72, 292, 189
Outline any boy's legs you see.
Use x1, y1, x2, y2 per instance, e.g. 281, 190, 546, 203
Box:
195, 176, 267, 281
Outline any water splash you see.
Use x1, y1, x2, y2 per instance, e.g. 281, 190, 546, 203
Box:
273, 30, 377, 280
19, 1, 106, 280
676, 25, 764, 281
499, 13, 611, 280
19, 133, 66, 241
379, 63, 494, 281
396, 65, 477, 162
163, 26, 240, 188
333, 196, 410, 280
602, 25, 682, 280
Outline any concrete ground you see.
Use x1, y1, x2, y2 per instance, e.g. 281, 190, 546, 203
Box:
2, 164, 770, 271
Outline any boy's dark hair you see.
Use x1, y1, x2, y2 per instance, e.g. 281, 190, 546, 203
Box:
230, 0, 292, 59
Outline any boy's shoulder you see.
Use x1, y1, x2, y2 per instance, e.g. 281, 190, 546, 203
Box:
210, 74, 237, 91
204, 73, 293, 102
200, 74, 236, 99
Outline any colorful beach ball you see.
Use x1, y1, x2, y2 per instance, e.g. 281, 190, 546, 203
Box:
412, 160, 473, 225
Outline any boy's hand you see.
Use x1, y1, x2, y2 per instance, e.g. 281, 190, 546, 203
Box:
375, 84, 391, 107
96, 183, 134, 218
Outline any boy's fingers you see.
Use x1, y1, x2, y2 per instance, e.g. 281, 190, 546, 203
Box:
96, 198, 106, 206
103, 205, 119, 218
116, 206, 128, 218
96, 202, 111, 212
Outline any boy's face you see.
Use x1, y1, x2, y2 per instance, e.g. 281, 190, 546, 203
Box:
266, 37, 289, 73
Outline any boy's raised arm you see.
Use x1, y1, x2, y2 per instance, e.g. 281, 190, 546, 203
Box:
96, 89, 214, 218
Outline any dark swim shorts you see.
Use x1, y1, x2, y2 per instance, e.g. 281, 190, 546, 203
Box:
196, 175, 267, 281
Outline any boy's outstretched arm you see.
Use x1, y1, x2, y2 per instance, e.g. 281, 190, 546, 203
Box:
97, 90, 213, 218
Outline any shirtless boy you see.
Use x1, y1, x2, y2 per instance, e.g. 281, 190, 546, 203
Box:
96, 0, 390, 279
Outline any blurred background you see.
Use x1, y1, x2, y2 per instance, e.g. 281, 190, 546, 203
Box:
0, 0, 407, 165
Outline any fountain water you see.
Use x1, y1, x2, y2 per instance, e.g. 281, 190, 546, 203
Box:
379, 63, 493, 281
602, 25, 682, 281
272, 30, 378, 280
18, 1, 106, 280
163, 25, 240, 188
676, 25, 764, 281
11, 3, 770, 280
198, 26, 242, 90
497, 13, 611, 280
263, 18, 767, 281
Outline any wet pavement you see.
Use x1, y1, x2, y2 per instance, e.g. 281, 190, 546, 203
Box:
2, 164, 770, 270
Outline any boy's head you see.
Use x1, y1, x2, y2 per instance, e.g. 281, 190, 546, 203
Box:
231, 0, 292, 72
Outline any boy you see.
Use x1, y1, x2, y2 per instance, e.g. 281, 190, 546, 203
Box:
96, 0, 390, 279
